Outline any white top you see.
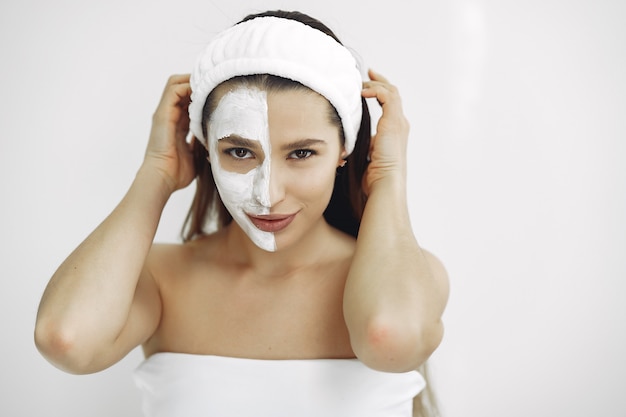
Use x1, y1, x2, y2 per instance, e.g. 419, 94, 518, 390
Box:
134, 352, 425, 417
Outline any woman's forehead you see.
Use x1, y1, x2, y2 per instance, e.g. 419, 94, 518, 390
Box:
208, 88, 269, 144
209, 86, 340, 145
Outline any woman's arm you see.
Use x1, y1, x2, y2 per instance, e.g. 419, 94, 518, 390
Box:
34, 75, 195, 374
343, 70, 449, 373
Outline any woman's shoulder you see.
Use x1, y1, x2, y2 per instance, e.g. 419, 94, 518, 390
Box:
155, 228, 227, 253
146, 232, 224, 280
327, 223, 357, 260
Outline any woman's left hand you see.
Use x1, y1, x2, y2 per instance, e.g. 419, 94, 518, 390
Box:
361, 69, 410, 195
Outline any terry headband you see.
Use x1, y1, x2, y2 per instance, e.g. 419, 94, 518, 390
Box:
188, 16, 363, 155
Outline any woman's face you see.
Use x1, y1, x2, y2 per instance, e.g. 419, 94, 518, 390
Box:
207, 86, 345, 252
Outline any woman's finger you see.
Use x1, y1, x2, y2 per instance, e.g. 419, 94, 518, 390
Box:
154, 82, 192, 126
165, 73, 191, 86
362, 81, 404, 116
362, 70, 401, 108
155, 74, 191, 110
367, 68, 390, 84
164, 82, 192, 107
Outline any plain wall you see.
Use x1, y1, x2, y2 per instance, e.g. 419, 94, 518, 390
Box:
1, 0, 624, 416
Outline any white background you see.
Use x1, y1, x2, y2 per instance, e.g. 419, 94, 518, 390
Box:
1, 0, 625, 416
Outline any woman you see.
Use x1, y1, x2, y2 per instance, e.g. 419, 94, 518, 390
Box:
35, 10, 449, 417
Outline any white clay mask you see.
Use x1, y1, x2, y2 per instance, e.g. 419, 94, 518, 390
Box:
207, 87, 275, 252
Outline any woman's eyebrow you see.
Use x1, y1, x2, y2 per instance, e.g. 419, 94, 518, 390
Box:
218, 135, 260, 148
281, 138, 327, 151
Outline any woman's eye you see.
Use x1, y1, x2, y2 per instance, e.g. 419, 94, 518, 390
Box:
227, 148, 254, 159
289, 149, 314, 160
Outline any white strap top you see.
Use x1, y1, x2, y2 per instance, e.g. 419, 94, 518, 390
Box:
134, 352, 425, 417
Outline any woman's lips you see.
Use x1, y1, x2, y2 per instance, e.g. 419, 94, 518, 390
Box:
247, 213, 297, 233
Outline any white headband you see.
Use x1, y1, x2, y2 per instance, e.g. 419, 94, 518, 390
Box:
188, 16, 363, 155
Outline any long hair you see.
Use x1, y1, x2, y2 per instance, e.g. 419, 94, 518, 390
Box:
181, 10, 439, 417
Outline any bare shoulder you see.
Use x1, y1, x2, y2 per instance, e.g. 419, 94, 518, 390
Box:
145, 234, 222, 283
145, 243, 187, 281
140, 234, 225, 356
327, 225, 358, 264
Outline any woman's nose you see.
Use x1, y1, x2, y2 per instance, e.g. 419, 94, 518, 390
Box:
252, 157, 286, 209
268, 162, 286, 207
252, 160, 271, 208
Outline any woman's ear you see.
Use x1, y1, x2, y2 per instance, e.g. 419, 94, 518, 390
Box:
337, 149, 348, 167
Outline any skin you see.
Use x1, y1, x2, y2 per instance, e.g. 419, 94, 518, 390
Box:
34, 71, 449, 374
206, 87, 345, 252
208, 88, 276, 252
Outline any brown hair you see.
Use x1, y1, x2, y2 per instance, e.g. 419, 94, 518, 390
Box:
181, 10, 439, 417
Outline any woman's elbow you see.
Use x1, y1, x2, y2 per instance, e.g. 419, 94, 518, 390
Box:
34, 318, 98, 375
352, 317, 444, 373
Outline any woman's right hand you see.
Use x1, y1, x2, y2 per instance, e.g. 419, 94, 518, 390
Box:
143, 74, 196, 194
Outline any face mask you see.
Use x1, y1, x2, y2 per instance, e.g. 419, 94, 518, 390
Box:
207, 87, 276, 252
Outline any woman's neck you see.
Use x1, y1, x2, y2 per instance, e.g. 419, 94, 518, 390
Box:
221, 218, 351, 280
